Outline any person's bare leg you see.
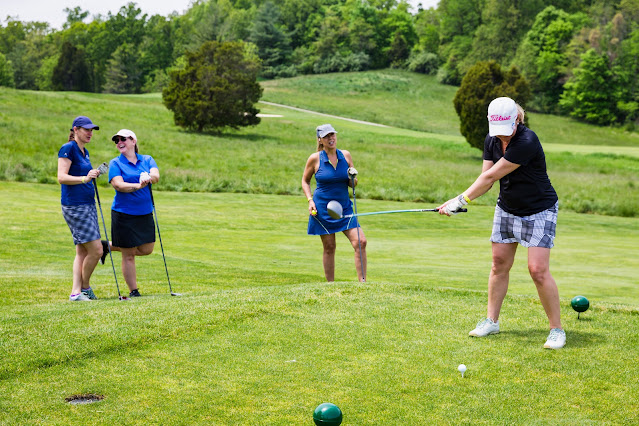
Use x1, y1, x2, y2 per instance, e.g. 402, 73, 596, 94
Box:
528, 247, 562, 329
80, 239, 102, 290
120, 247, 138, 292
320, 234, 336, 281
72, 244, 88, 295
487, 242, 517, 321
344, 227, 367, 282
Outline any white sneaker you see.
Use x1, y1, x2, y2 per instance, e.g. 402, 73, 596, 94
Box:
544, 328, 566, 349
70, 293, 92, 301
469, 318, 500, 337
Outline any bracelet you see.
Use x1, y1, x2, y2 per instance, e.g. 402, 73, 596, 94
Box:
81, 176, 86, 184
307, 197, 313, 202
462, 193, 471, 203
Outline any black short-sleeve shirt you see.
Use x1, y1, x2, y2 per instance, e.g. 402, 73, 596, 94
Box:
483, 124, 558, 216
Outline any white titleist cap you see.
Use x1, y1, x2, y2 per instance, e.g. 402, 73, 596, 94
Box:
487, 97, 518, 137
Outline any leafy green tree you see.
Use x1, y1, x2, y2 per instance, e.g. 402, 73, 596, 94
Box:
0, 52, 15, 87
249, 1, 292, 77
514, 6, 586, 112
5, 22, 54, 90
613, 28, 639, 125
103, 43, 142, 93
63, 7, 90, 29
453, 60, 531, 150
51, 41, 91, 91
162, 41, 262, 132
560, 49, 616, 125
413, 7, 440, 54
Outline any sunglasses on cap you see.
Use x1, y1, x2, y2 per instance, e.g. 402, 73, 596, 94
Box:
113, 136, 130, 143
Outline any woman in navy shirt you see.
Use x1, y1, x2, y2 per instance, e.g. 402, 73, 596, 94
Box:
437, 97, 565, 350
107, 129, 159, 297
57, 116, 106, 301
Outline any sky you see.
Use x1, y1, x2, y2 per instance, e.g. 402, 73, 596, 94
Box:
2, 0, 439, 30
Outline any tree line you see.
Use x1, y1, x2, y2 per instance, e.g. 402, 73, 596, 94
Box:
1, 0, 639, 128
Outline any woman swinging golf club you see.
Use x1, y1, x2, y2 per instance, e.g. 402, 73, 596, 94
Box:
437, 97, 565, 349
302, 124, 367, 282
107, 129, 159, 298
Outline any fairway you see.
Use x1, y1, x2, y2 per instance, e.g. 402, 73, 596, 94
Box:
1, 182, 638, 424
2, 71, 639, 423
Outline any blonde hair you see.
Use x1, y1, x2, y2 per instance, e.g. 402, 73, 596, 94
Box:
516, 103, 525, 125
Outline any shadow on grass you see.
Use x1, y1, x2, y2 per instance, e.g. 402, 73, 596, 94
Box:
501, 329, 603, 348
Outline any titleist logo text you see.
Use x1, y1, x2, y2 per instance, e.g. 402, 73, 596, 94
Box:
489, 115, 513, 122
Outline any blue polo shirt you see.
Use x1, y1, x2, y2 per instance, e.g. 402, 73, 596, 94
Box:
58, 140, 95, 206
108, 153, 158, 216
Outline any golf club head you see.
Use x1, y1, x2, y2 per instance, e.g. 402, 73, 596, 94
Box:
171, 292, 182, 297
97, 162, 108, 176
327, 200, 343, 219
119, 296, 130, 301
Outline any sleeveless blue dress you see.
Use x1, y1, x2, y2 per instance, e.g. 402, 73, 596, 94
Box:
307, 149, 360, 235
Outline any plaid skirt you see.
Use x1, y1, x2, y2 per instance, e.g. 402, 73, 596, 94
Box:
490, 202, 558, 249
61, 204, 101, 245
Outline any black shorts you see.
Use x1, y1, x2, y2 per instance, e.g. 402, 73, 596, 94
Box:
111, 210, 155, 249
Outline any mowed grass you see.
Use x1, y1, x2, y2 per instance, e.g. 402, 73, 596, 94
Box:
1, 182, 638, 424
261, 68, 639, 148
1, 69, 639, 423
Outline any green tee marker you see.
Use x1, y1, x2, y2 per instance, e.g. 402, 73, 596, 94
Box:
571, 295, 590, 319
313, 403, 343, 426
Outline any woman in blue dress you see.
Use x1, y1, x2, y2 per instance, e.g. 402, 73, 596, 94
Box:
302, 124, 367, 282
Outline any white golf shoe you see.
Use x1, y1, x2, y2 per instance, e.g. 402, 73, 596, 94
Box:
543, 328, 566, 349
469, 318, 500, 337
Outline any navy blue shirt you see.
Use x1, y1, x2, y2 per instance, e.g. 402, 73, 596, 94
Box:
108, 153, 158, 215
58, 140, 95, 206
483, 124, 558, 216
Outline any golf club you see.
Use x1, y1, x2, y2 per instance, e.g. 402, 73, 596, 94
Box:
350, 173, 365, 282
94, 163, 129, 301
149, 185, 181, 296
327, 200, 467, 219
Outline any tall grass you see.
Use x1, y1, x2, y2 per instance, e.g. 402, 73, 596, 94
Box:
1, 70, 638, 218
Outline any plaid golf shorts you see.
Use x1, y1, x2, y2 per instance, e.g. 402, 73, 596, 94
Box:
490, 202, 558, 248
61, 204, 101, 245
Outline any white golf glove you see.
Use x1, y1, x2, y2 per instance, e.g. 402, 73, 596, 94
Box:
139, 171, 151, 184
348, 167, 358, 178
441, 194, 469, 215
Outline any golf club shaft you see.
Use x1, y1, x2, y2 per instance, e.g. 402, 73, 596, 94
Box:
93, 179, 125, 299
351, 175, 365, 282
149, 185, 175, 295
343, 208, 467, 218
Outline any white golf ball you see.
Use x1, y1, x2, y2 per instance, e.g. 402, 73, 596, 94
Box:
458, 364, 467, 373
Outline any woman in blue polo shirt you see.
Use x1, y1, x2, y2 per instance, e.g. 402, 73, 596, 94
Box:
57, 115, 107, 302
107, 129, 159, 298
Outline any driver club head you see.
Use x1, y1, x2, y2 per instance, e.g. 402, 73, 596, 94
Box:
171, 292, 182, 297
327, 200, 343, 219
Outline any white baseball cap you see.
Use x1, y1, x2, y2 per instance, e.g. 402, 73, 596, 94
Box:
111, 129, 137, 141
487, 97, 518, 137
316, 124, 337, 138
